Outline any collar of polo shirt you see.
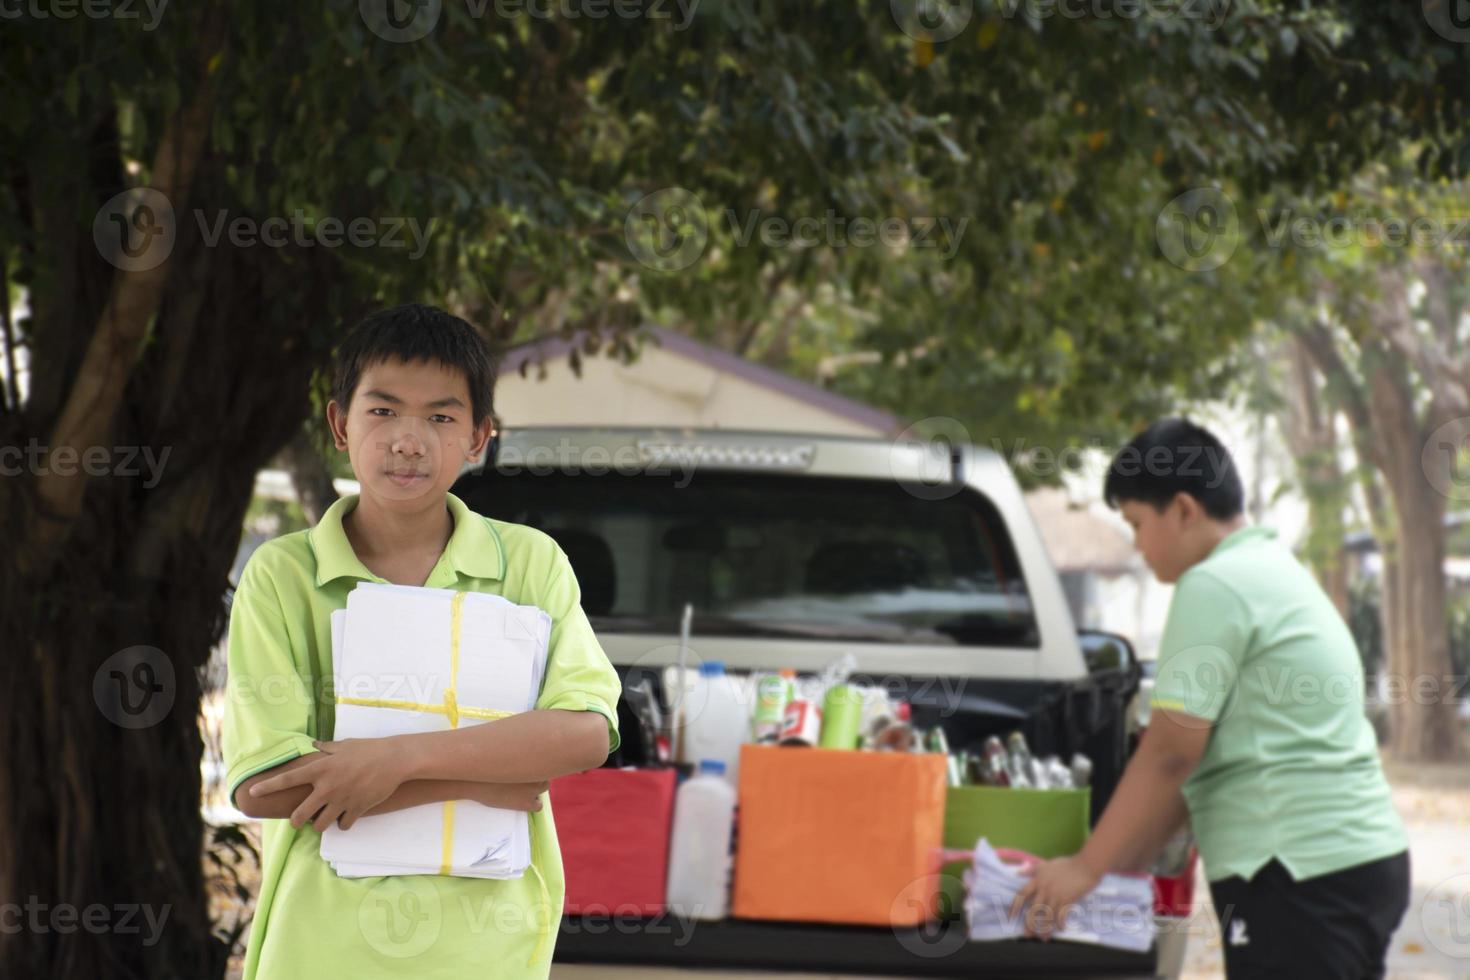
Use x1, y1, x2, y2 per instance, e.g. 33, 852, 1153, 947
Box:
308, 492, 506, 586
1208, 524, 1276, 559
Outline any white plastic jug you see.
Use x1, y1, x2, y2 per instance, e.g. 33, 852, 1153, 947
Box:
665, 759, 737, 920
681, 661, 747, 788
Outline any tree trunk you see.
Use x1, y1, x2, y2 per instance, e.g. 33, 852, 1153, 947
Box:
1280, 334, 1351, 616
1297, 276, 1462, 763
1361, 332, 1460, 761
0, 198, 339, 978
282, 428, 339, 526
1387, 484, 1459, 758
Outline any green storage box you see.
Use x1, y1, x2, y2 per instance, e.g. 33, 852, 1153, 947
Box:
938, 785, 1091, 919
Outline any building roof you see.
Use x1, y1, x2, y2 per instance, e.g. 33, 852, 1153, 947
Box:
1024, 487, 1141, 576
498, 325, 905, 436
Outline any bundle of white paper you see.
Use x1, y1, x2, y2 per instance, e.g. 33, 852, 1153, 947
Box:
319, 583, 550, 880
964, 838, 1156, 953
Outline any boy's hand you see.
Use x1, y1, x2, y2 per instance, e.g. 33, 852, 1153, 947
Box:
474, 780, 549, 812
1010, 854, 1101, 940
249, 737, 408, 833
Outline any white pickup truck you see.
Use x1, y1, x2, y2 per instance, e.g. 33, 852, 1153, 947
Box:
453, 427, 1192, 978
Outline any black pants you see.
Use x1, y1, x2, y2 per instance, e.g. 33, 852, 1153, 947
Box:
1207, 851, 1411, 980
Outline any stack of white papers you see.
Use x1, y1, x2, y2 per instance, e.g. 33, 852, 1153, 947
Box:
319, 583, 550, 880
964, 839, 1156, 953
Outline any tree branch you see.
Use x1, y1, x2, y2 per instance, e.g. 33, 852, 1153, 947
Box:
1296, 315, 1374, 457
29, 18, 225, 557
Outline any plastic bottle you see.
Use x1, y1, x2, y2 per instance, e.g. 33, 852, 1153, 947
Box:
666, 759, 737, 920
1004, 731, 1034, 789
1070, 752, 1094, 788
980, 736, 1010, 786
752, 669, 795, 743
684, 661, 746, 787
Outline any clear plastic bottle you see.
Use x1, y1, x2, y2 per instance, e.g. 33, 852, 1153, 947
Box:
683, 661, 747, 787
1005, 731, 1034, 789
665, 759, 737, 920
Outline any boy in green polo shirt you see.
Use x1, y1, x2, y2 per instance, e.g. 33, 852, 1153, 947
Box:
1014, 418, 1409, 979
221, 304, 622, 979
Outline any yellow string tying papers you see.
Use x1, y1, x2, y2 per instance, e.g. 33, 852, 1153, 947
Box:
334, 590, 552, 964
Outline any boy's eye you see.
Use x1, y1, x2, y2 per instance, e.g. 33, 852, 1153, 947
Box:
367, 408, 453, 423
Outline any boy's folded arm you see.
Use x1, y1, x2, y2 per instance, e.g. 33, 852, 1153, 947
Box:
233, 756, 317, 819
233, 757, 546, 821
399, 708, 610, 784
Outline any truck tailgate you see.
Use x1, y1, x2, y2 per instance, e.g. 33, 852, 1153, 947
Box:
553, 916, 1162, 977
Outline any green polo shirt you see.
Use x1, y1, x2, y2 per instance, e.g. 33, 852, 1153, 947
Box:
1150, 525, 1406, 883
221, 492, 622, 980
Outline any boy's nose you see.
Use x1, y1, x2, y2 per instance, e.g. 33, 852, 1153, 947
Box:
384, 417, 436, 457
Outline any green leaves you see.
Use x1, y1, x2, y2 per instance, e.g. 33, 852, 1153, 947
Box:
6, 0, 1470, 469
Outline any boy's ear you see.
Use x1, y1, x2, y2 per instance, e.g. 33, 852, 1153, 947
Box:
1172, 491, 1202, 524
466, 415, 495, 461
326, 400, 349, 451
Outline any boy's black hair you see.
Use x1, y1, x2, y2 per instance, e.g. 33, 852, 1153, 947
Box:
1103, 417, 1244, 520
331, 303, 496, 428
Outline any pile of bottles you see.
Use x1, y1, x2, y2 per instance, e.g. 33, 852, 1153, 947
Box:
949, 730, 1092, 790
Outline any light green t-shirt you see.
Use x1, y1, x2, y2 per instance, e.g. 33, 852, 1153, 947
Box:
222, 492, 622, 980
1150, 525, 1406, 883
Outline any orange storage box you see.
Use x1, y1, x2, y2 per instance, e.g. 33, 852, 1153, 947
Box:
732, 744, 947, 927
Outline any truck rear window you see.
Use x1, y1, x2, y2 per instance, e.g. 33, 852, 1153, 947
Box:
454, 471, 1039, 647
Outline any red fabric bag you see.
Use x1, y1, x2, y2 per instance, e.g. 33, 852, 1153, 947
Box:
1152, 847, 1199, 917
549, 768, 677, 916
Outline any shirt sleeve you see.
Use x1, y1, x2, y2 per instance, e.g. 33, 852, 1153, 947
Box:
1150, 569, 1250, 724
220, 552, 321, 802
533, 545, 623, 754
